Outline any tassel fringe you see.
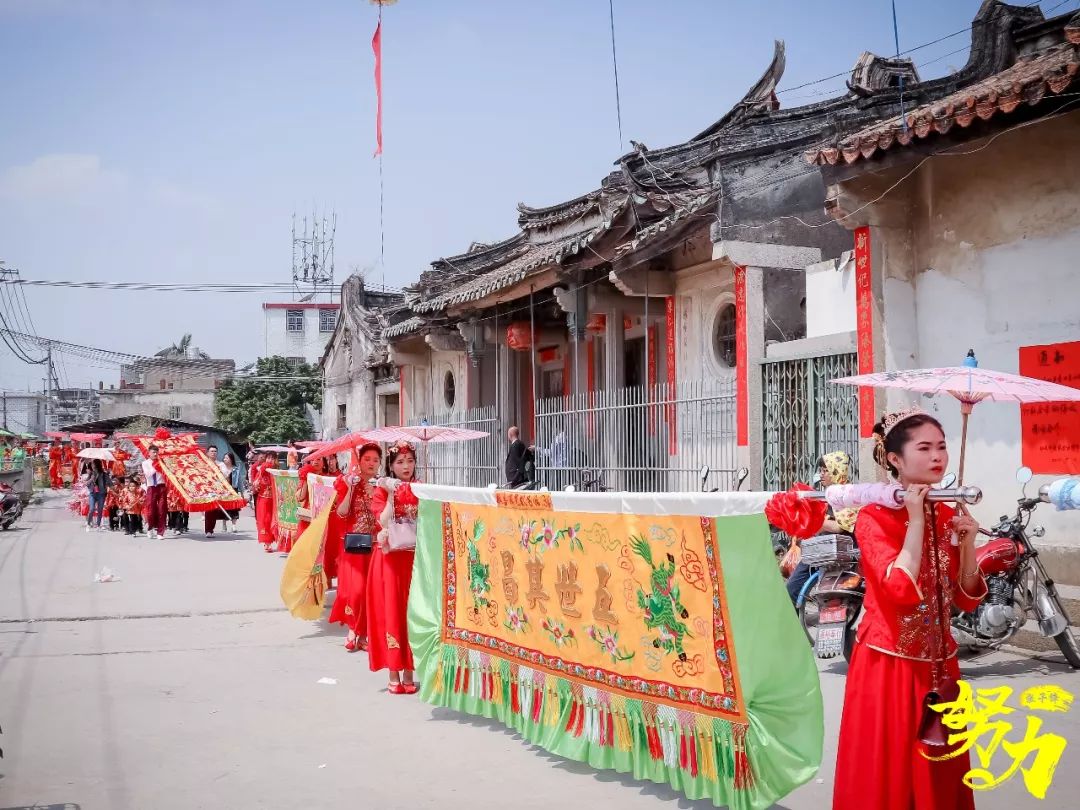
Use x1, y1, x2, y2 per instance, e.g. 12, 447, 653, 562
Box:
437, 645, 753, 790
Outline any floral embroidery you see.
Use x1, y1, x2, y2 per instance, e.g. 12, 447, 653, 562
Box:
504, 605, 529, 634
541, 618, 577, 648
344, 605, 354, 616
386, 633, 400, 650
586, 625, 635, 664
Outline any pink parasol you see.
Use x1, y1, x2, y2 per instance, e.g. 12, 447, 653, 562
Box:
360, 425, 489, 444
833, 360, 1080, 482
360, 424, 489, 479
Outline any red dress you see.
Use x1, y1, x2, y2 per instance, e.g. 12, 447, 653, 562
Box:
833, 503, 988, 810
48, 446, 63, 488
253, 464, 276, 549
366, 481, 418, 673
327, 478, 377, 634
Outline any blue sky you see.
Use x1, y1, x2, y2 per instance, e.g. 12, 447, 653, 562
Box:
0, 0, 1071, 390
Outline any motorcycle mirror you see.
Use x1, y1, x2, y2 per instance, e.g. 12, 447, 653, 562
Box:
699, 464, 710, 482
940, 472, 957, 488
1015, 466, 1034, 485
563, 485, 576, 493
736, 467, 749, 487
812, 472, 822, 487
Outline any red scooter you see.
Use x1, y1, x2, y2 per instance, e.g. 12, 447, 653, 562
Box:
950, 467, 1080, 668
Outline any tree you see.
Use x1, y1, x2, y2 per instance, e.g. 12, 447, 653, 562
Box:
214, 356, 322, 444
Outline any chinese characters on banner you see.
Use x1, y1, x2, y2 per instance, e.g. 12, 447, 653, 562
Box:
734, 266, 749, 447
665, 297, 678, 454
1019, 340, 1080, 474
854, 227, 875, 438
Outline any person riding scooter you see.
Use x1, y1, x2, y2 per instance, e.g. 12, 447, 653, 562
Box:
786, 451, 859, 605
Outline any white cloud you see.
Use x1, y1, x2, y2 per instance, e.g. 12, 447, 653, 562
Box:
0, 153, 128, 204
148, 181, 224, 216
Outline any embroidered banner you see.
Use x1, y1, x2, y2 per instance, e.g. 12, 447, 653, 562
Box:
130, 435, 245, 513
280, 474, 341, 620
268, 469, 300, 547
408, 486, 823, 809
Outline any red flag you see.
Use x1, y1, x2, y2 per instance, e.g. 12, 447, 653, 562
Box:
372, 20, 383, 157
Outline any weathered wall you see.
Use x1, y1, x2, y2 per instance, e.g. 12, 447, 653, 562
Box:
868, 110, 1080, 543
673, 262, 736, 384
99, 390, 217, 425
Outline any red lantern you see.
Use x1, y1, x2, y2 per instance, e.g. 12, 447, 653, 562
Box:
585, 313, 607, 336
507, 322, 535, 351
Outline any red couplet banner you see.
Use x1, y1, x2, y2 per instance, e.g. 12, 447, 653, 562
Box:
1019, 340, 1080, 474
854, 227, 875, 438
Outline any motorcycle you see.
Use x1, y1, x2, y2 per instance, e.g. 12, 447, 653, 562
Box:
795, 471, 864, 662
797, 535, 864, 662
0, 482, 23, 531
950, 466, 1080, 668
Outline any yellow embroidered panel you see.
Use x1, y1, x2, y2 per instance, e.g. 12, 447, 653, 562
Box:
441, 500, 745, 721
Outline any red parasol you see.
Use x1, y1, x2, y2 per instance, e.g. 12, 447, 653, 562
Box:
303, 432, 379, 466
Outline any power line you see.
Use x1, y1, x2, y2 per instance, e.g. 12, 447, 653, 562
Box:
608, 0, 624, 152
0, 278, 405, 294
774, 0, 1074, 97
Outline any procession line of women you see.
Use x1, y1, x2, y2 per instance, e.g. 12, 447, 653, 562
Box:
268, 441, 420, 695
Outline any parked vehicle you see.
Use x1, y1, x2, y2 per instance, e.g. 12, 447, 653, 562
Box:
950, 467, 1080, 668
0, 482, 23, 531
796, 535, 864, 662
577, 469, 610, 493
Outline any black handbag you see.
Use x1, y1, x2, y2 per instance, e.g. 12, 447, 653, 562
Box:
344, 532, 373, 554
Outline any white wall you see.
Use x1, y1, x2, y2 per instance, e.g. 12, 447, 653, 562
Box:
805, 253, 857, 339
264, 307, 338, 365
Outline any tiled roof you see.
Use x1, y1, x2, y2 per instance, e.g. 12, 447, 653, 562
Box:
382, 316, 425, 339
411, 229, 605, 314
805, 37, 1080, 166
613, 190, 718, 258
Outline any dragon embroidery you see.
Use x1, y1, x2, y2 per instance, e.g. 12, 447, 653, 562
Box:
630, 535, 692, 661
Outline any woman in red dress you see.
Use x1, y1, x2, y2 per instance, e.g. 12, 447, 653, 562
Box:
328, 444, 382, 652
253, 452, 278, 552
367, 442, 419, 694
833, 411, 987, 810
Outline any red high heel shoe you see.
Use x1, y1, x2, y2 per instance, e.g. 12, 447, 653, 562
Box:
388, 682, 406, 695
344, 637, 359, 652
402, 682, 418, 695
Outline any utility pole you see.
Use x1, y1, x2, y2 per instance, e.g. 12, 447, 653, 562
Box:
2, 390, 7, 430
45, 343, 53, 433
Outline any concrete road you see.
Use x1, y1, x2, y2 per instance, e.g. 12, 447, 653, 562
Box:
1, 491, 1078, 810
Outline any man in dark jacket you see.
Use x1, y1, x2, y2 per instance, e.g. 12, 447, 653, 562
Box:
504, 425, 528, 487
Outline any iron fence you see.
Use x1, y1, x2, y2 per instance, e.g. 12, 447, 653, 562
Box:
409, 406, 502, 488
534, 379, 738, 493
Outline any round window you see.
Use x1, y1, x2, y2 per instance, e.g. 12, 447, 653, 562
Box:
443, 369, 456, 409
713, 303, 737, 369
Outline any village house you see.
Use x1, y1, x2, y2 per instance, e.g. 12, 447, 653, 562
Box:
320, 1, 1080, 563
804, 4, 1080, 576
100, 350, 235, 426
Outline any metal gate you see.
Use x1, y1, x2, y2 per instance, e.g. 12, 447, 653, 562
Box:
761, 352, 860, 491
